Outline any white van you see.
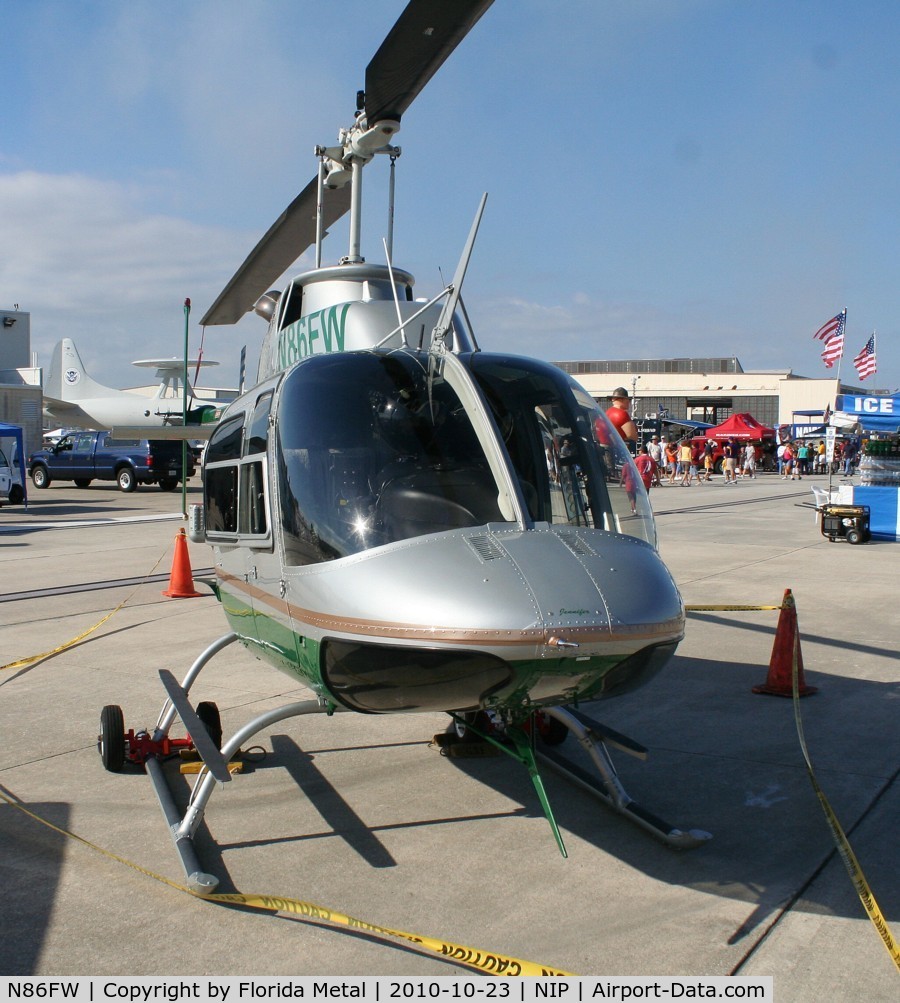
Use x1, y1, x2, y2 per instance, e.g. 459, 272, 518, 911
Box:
0, 445, 25, 505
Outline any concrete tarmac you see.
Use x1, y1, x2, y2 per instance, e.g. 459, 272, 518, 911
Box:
1, 475, 897, 996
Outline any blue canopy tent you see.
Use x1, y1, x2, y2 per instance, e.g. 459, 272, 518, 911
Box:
834, 393, 900, 434
792, 409, 828, 437
0, 421, 27, 506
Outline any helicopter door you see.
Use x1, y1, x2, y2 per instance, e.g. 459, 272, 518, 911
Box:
240, 389, 299, 669
205, 393, 289, 661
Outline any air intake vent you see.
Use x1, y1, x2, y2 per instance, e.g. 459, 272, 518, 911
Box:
466, 534, 504, 562
558, 530, 596, 557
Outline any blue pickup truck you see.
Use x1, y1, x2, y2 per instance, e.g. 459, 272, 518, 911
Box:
28, 430, 194, 492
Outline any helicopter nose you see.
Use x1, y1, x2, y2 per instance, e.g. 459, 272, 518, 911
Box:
305, 525, 684, 713
504, 528, 684, 639
513, 529, 685, 703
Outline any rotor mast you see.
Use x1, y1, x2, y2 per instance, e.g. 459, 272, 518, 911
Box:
316, 108, 401, 265
199, 0, 496, 328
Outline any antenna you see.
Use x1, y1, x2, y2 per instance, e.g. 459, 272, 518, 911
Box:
431, 193, 487, 350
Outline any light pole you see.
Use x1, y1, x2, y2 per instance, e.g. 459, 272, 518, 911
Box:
182, 298, 190, 519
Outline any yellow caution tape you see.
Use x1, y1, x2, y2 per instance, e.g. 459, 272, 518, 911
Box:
204, 890, 571, 976
2, 600, 129, 671
789, 632, 900, 973
2, 543, 175, 671
688, 593, 899, 970
0, 789, 572, 977
8, 575, 890, 973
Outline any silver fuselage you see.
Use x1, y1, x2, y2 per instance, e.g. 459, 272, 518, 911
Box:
197, 268, 683, 717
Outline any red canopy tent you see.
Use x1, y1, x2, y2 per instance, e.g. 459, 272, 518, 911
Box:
704, 413, 775, 441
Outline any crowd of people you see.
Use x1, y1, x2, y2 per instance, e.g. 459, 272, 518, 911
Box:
634, 436, 759, 488
630, 435, 851, 490
772, 437, 859, 477
631, 435, 861, 490
604, 386, 860, 497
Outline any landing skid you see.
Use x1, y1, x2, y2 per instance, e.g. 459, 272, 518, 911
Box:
104, 632, 340, 893
100, 636, 708, 893
447, 706, 711, 854
147, 693, 334, 893
536, 707, 712, 851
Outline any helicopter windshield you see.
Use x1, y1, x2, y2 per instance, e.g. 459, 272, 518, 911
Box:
276, 350, 515, 565
469, 354, 657, 547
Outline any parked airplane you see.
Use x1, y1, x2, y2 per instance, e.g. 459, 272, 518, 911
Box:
42, 338, 227, 438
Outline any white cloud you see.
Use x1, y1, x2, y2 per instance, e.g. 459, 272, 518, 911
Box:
0, 170, 254, 385
467, 288, 754, 371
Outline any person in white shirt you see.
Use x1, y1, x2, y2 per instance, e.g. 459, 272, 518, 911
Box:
648, 435, 663, 485
776, 441, 787, 477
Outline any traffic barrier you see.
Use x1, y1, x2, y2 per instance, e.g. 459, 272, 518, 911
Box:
752, 588, 817, 697
162, 528, 204, 599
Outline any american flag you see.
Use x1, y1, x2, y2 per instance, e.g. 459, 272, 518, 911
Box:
820, 330, 843, 368
813, 309, 846, 341
853, 334, 877, 380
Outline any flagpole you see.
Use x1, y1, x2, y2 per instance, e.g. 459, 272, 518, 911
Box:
833, 308, 846, 385
826, 308, 846, 496
182, 297, 191, 520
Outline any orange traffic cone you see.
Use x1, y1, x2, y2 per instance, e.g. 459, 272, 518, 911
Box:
752, 589, 817, 697
162, 528, 203, 599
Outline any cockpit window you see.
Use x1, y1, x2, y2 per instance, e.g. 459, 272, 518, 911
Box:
276, 351, 514, 565
470, 355, 656, 546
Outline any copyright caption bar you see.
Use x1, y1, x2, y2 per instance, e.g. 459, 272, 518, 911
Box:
1, 976, 774, 1002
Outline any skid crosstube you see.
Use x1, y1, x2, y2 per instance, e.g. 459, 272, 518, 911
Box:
446, 706, 711, 854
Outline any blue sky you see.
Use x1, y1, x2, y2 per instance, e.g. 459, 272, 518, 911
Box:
2, 0, 898, 392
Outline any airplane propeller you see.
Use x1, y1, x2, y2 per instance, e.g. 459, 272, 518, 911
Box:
200, 0, 494, 329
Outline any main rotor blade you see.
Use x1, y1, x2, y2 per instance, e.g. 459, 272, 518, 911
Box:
200, 179, 352, 327
202, 0, 494, 328
364, 0, 495, 125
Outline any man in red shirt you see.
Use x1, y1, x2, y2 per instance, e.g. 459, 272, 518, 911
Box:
606, 387, 638, 445
634, 445, 656, 491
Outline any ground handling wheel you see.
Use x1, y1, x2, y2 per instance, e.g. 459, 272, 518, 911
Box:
98, 704, 126, 772
452, 710, 497, 742
195, 701, 222, 750
96, 703, 214, 772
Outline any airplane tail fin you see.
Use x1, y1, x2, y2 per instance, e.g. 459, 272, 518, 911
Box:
45, 339, 121, 401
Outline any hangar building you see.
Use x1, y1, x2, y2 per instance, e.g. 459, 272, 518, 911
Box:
0, 308, 43, 459
554, 356, 872, 432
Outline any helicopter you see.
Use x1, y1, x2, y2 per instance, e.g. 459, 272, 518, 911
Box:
98, 0, 708, 893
